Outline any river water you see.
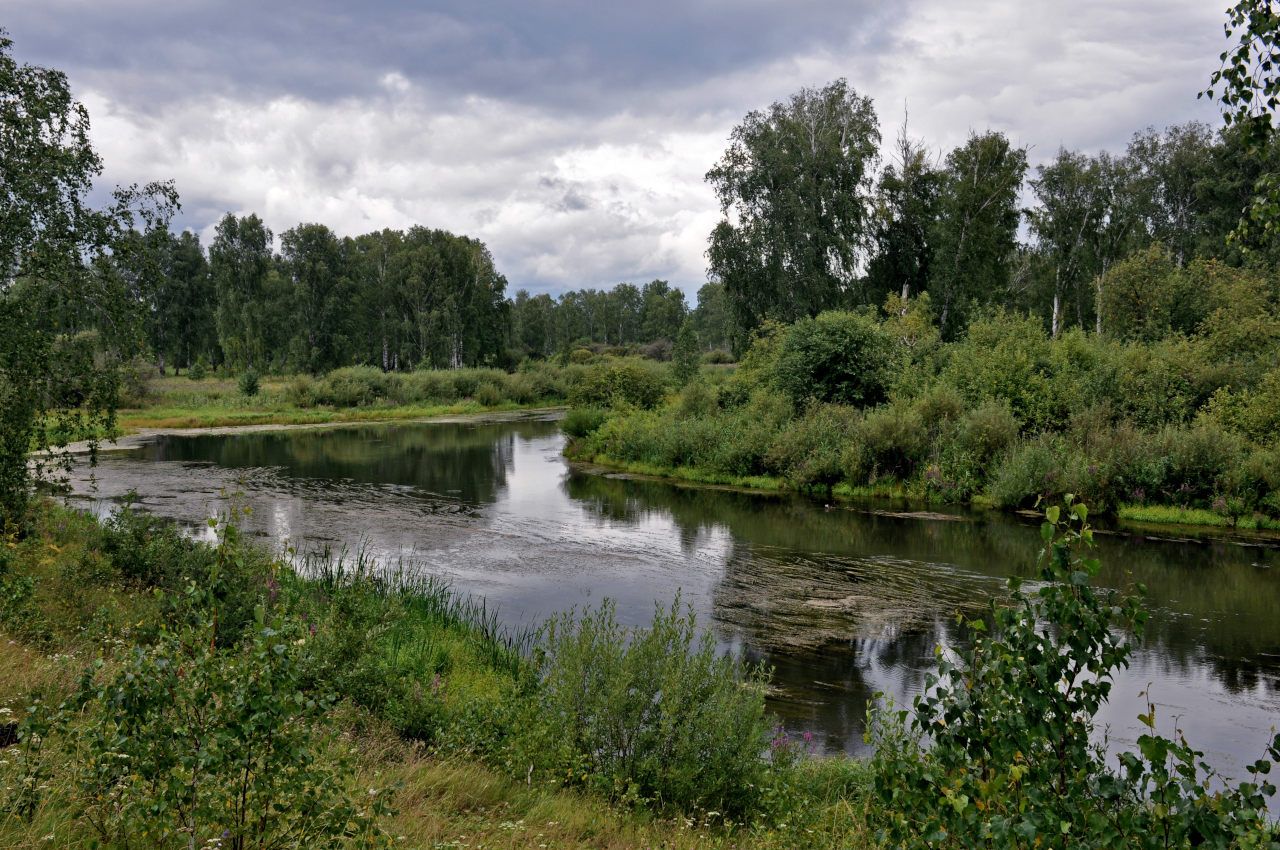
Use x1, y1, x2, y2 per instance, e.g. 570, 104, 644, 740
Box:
65, 415, 1280, 779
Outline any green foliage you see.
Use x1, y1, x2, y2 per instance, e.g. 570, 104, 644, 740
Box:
928, 131, 1028, 336
513, 597, 773, 814
1204, 0, 1280, 241
1097, 243, 1183, 341
988, 437, 1068, 509
945, 311, 1056, 430
767, 402, 861, 491
670, 319, 700, 386
238, 364, 261, 397
567, 360, 668, 410
701, 347, 735, 364
771, 310, 897, 408
1213, 368, 1280, 445
561, 405, 608, 438
957, 399, 1020, 463
844, 403, 927, 483
707, 79, 881, 344
0, 31, 176, 527
870, 499, 1280, 848
186, 355, 209, 381
65, 611, 389, 848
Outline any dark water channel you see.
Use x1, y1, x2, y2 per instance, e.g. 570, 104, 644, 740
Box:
66, 416, 1280, 779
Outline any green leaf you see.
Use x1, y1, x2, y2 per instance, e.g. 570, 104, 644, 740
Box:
1045, 506, 1060, 525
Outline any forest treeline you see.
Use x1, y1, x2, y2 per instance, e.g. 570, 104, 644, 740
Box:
93, 216, 707, 377
62, 111, 1280, 379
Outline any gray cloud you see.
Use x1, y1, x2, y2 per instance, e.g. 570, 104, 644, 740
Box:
3, 1, 1232, 296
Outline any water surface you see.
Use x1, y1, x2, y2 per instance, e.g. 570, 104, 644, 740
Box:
66, 417, 1280, 779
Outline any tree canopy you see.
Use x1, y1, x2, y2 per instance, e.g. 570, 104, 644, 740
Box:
0, 30, 175, 524
706, 79, 880, 349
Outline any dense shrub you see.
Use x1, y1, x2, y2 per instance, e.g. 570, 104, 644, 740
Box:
63, 610, 388, 847
845, 403, 927, 483
1097, 242, 1183, 341
767, 403, 861, 491
512, 598, 772, 814
770, 310, 897, 408
238, 365, 261, 397
958, 400, 1020, 463
316, 365, 388, 406
913, 382, 967, 430
285, 373, 318, 405
1206, 367, 1280, 444
561, 406, 608, 438
1152, 421, 1244, 506
567, 360, 668, 410
871, 501, 1280, 848
673, 381, 717, 419
117, 358, 158, 408
988, 436, 1066, 509
944, 311, 1056, 430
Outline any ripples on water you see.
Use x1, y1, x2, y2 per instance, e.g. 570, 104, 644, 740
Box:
65, 418, 1280, 776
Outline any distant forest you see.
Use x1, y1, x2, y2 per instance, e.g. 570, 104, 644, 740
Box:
76, 115, 1276, 377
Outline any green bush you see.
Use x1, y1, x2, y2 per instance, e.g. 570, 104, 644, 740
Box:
561, 406, 608, 438
513, 597, 772, 814
285, 373, 318, 406
987, 436, 1066, 509
945, 311, 1056, 430
870, 500, 1280, 848
187, 356, 208, 381
117, 357, 157, 408
475, 381, 503, 406
701, 348, 735, 364
913, 382, 967, 430
316, 365, 388, 407
238, 365, 261, 398
395, 369, 457, 404
771, 310, 897, 408
62, 610, 388, 848
673, 381, 717, 419
1152, 421, 1244, 506
958, 400, 1020, 463
1096, 242, 1183, 342
567, 361, 669, 410
767, 403, 861, 491
1206, 367, 1280, 444
845, 403, 926, 483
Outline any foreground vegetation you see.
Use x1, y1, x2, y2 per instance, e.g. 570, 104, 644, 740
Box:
2, 499, 1276, 848
0, 501, 873, 848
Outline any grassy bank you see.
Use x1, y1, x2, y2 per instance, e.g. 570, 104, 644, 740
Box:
0, 501, 873, 848
116, 362, 584, 430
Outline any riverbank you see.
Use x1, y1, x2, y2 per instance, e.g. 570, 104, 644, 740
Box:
572, 449, 1280, 540
114, 366, 578, 431
0, 500, 872, 848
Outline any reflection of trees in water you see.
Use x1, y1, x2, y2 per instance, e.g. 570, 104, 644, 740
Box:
732, 621, 966, 754
141, 421, 561, 507
566, 470, 1280, 695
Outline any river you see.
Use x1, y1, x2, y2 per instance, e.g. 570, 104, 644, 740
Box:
65, 414, 1280, 780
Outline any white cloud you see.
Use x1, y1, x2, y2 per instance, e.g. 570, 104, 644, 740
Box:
68, 0, 1232, 299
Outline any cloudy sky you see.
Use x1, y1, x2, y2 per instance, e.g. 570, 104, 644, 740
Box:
5, 1, 1229, 297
